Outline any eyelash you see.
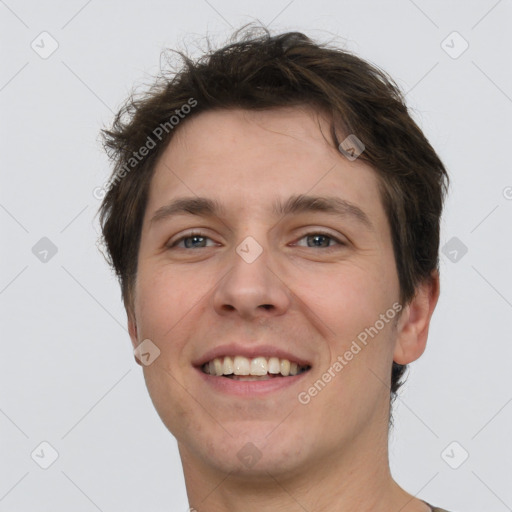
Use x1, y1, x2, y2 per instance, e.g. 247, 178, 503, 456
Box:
167, 230, 346, 250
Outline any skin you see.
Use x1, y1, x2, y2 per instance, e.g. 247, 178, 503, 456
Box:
127, 106, 440, 512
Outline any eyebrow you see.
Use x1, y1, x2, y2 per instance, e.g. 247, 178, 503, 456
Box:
150, 194, 374, 230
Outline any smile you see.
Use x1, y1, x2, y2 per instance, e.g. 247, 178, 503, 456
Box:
201, 355, 311, 379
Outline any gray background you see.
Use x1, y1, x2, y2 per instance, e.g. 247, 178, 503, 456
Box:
1, 0, 511, 510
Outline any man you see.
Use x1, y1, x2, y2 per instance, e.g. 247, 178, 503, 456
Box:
98, 25, 451, 512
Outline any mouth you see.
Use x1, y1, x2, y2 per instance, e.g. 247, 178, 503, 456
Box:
200, 355, 312, 381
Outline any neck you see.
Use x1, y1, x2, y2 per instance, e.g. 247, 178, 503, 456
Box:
179, 422, 429, 512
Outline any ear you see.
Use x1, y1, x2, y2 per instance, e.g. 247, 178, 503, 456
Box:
393, 270, 440, 365
128, 311, 143, 367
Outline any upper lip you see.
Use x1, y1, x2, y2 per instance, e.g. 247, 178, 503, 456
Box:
192, 343, 313, 368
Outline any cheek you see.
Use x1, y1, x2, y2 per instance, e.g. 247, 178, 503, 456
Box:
134, 266, 208, 438
300, 319, 397, 429
293, 257, 399, 387
137, 259, 196, 316
133, 265, 199, 361
142, 361, 201, 441
297, 260, 392, 332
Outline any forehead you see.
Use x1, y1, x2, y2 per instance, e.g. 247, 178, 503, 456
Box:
144, 107, 388, 234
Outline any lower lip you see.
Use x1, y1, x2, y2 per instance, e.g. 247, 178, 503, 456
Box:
195, 367, 310, 397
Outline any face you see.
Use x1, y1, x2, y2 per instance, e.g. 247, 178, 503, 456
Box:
129, 106, 405, 477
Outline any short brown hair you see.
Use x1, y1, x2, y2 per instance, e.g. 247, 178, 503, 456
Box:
98, 24, 448, 398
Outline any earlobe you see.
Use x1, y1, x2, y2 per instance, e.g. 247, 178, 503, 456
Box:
393, 271, 440, 365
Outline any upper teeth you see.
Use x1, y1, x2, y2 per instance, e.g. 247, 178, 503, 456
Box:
202, 356, 310, 377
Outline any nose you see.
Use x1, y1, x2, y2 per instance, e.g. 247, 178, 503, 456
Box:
212, 238, 291, 321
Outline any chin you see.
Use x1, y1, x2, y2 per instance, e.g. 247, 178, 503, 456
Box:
183, 423, 312, 478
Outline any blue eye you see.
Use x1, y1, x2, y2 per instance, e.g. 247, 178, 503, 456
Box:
168, 231, 345, 250
169, 232, 215, 249
294, 232, 344, 249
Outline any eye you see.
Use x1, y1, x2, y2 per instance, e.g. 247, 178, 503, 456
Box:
293, 231, 345, 249
167, 230, 346, 250
168, 231, 217, 249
